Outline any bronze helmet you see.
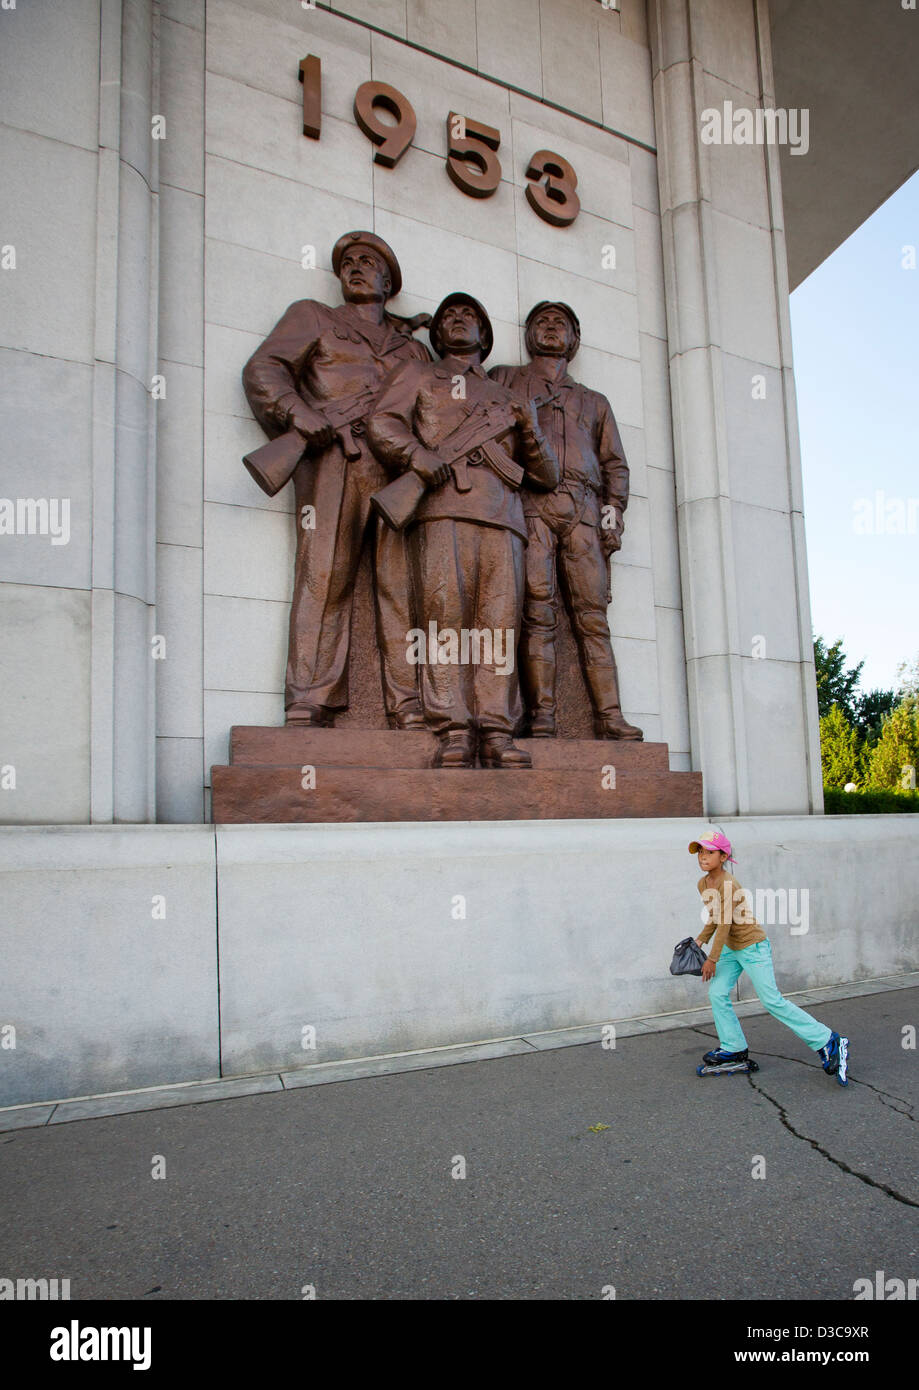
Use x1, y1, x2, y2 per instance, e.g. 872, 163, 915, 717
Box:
524, 300, 581, 360
429, 291, 495, 361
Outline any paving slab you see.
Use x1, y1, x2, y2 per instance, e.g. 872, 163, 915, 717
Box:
280, 1038, 535, 1088
48, 1075, 284, 1125
522, 1019, 656, 1049
0, 1104, 56, 1133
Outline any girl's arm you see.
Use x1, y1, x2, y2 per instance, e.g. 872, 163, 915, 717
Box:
696, 880, 730, 954
696, 877, 712, 946
697, 882, 733, 980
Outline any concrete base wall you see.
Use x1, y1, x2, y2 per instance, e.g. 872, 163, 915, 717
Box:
2, 816, 917, 1107
0, 827, 218, 1108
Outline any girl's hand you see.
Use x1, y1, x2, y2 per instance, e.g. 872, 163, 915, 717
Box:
701, 959, 717, 983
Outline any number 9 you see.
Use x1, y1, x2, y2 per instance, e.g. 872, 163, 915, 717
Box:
353, 81, 417, 168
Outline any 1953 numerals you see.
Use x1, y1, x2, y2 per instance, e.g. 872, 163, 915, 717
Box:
299, 55, 580, 227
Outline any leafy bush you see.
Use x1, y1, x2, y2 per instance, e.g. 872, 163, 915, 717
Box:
823, 787, 919, 815
819, 704, 862, 787
864, 697, 919, 790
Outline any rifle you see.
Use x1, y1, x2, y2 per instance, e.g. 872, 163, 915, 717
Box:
243, 384, 380, 497
371, 388, 559, 531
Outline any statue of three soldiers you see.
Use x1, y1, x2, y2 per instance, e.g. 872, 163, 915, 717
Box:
242, 229, 643, 769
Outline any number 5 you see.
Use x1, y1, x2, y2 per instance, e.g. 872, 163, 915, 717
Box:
445, 112, 502, 198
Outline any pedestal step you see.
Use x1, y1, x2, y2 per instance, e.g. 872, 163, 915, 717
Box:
228, 725, 672, 772
211, 763, 703, 823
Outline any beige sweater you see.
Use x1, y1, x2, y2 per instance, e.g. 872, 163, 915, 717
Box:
697, 874, 767, 962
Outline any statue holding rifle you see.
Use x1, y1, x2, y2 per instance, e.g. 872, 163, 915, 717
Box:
241, 230, 430, 728
366, 292, 560, 769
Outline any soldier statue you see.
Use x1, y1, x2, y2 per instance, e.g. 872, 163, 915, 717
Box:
241, 230, 430, 728
366, 293, 560, 769
490, 301, 643, 740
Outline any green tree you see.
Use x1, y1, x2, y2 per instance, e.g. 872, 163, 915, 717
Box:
813, 634, 863, 723
853, 687, 897, 742
866, 697, 919, 791
819, 704, 863, 788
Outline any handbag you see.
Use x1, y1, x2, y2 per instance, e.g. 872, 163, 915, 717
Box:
669, 937, 707, 976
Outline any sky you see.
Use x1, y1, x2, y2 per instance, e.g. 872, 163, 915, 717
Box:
789, 169, 919, 697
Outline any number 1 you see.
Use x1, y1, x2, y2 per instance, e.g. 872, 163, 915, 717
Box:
299, 55, 321, 140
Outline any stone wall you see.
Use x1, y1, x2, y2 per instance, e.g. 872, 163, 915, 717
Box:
0, 0, 824, 824
2, 814, 916, 1107
1, 0, 691, 825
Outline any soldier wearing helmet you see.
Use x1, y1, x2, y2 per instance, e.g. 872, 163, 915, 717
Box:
490, 301, 643, 740
367, 293, 560, 768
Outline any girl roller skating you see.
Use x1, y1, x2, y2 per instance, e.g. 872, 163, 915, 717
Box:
690, 832, 849, 1082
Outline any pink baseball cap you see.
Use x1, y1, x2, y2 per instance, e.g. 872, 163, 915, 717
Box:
688, 832, 736, 863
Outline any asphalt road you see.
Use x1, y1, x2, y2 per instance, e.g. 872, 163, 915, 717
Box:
2, 987, 916, 1300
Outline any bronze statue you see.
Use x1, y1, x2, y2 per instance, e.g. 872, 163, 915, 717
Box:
366, 293, 560, 768
241, 230, 430, 728
490, 302, 643, 740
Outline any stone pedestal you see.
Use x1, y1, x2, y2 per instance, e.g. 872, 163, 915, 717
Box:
210, 727, 703, 822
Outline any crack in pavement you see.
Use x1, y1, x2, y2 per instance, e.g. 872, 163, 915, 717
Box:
685, 1026, 916, 1121
744, 1071, 919, 1211
675, 1024, 918, 1207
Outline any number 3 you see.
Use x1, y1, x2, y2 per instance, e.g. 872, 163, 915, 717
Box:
525, 150, 580, 226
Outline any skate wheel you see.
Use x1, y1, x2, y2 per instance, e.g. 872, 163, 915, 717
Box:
695, 1065, 705, 1076
747, 1059, 760, 1073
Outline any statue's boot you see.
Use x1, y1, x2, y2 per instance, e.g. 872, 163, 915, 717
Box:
388, 703, 426, 731
433, 728, 476, 768
479, 732, 533, 769
286, 703, 334, 727
524, 658, 557, 738
584, 664, 644, 741
530, 711, 556, 737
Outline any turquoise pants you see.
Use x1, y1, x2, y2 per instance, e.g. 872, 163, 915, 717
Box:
708, 939, 832, 1052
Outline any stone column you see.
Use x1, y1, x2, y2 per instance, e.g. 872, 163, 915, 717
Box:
153, 0, 205, 822
647, 0, 823, 816
90, 0, 158, 822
